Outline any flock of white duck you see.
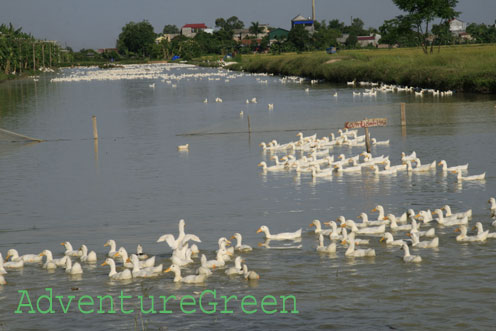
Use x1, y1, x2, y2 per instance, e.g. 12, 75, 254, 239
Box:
306, 198, 496, 263
0, 219, 263, 285
2, 199, 494, 285
258, 130, 485, 182
344, 80, 455, 98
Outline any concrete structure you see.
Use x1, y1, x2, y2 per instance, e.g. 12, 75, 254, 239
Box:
357, 34, 381, 47
269, 28, 289, 41
337, 34, 349, 44
233, 25, 269, 42
291, 14, 314, 33
155, 34, 179, 43
181, 23, 208, 38
449, 18, 467, 35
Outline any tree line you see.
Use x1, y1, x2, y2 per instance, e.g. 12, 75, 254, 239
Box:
0, 23, 70, 78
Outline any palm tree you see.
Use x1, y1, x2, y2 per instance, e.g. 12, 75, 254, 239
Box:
249, 21, 264, 39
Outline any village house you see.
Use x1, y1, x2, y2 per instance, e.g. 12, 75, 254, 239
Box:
448, 18, 473, 41
181, 23, 208, 38
232, 24, 269, 42
291, 14, 315, 33
268, 28, 289, 44
357, 34, 381, 47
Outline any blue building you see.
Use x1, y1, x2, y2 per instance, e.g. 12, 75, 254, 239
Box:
291, 15, 314, 33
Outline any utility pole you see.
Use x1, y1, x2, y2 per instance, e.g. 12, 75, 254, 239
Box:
312, 0, 316, 21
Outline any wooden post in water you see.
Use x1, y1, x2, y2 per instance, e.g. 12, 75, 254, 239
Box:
401, 103, 406, 126
92, 116, 98, 140
247, 115, 251, 134
364, 120, 371, 153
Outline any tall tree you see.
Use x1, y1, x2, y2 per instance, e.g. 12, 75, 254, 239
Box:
392, 0, 459, 53
162, 25, 179, 34
116, 20, 157, 57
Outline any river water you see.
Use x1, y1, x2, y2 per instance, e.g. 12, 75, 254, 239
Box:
0, 64, 495, 330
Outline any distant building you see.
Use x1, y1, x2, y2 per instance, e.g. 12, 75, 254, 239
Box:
357, 34, 381, 47
291, 14, 314, 33
232, 24, 269, 42
269, 28, 289, 42
337, 34, 349, 44
449, 18, 467, 35
97, 48, 118, 54
181, 23, 208, 38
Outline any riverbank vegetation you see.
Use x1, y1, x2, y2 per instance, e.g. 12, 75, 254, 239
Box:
229, 44, 496, 93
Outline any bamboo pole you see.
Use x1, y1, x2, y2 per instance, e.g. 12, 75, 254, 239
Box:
401, 103, 406, 137
247, 115, 251, 133
364, 125, 371, 153
401, 103, 406, 126
32, 43, 36, 71
92, 116, 98, 140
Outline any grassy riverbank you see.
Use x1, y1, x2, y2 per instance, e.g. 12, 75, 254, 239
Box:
229, 44, 496, 93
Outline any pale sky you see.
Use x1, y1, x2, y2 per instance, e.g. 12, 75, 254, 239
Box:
2, 0, 495, 50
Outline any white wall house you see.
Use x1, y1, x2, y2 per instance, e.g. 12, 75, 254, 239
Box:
449, 18, 467, 35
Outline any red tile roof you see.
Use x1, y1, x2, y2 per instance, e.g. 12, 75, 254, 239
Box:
182, 23, 207, 29
357, 36, 375, 41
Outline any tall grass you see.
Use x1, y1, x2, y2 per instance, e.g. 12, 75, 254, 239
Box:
231, 44, 496, 93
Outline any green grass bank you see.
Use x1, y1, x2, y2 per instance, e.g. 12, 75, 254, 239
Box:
229, 44, 496, 94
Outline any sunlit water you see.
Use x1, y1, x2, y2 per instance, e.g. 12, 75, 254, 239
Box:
0, 64, 495, 330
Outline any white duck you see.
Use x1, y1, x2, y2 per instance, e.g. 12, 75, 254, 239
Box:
310, 220, 333, 235
65, 258, 83, 275
405, 159, 436, 173
204, 248, 231, 269
61, 242, 81, 257
157, 219, 201, 250
401, 151, 416, 162
0, 275, 5, 285
216, 237, 234, 262
323, 220, 343, 239
316, 234, 336, 253
136, 244, 149, 260
438, 160, 468, 172
472, 222, 496, 239
382, 159, 407, 172
441, 205, 472, 219
380, 232, 405, 246
342, 220, 386, 235
0, 257, 6, 274
415, 210, 434, 225
489, 197, 496, 217
432, 209, 468, 226
101, 258, 132, 280
451, 169, 485, 181
242, 264, 260, 280
334, 163, 362, 173
114, 247, 155, 268
371, 138, 389, 145
256, 225, 302, 240
128, 255, 163, 278
408, 232, 439, 248
341, 235, 375, 257
409, 220, 436, 238
165, 264, 208, 283
79, 245, 97, 263
358, 213, 388, 226
104, 240, 118, 258
341, 228, 369, 245
258, 161, 286, 172
231, 233, 253, 252
401, 243, 422, 263
455, 225, 488, 242
40, 250, 67, 269
5, 249, 43, 263
386, 214, 413, 232
197, 255, 213, 276
370, 164, 397, 176
0, 252, 23, 269
225, 256, 245, 275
